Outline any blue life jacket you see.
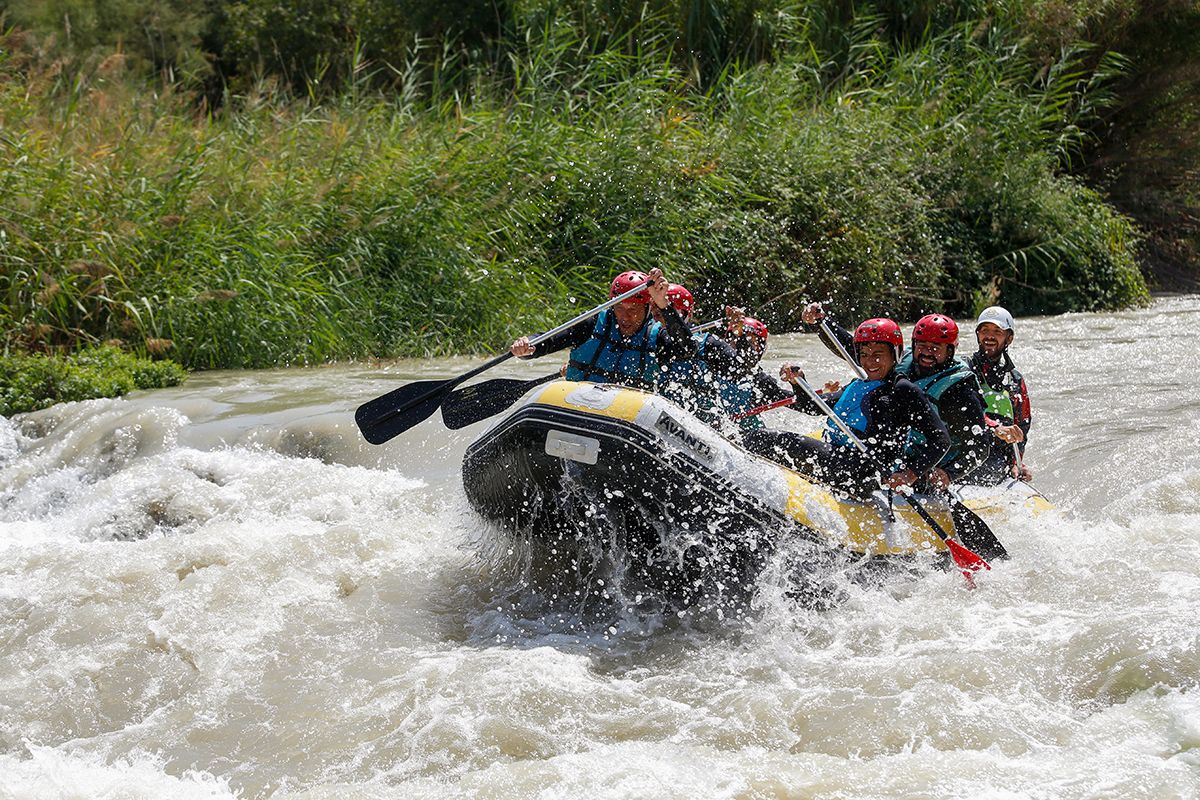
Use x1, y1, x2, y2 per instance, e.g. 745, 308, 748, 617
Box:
664, 332, 713, 386
660, 332, 716, 406
718, 376, 764, 431
823, 379, 882, 447
662, 333, 738, 425
898, 352, 978, 464
565, 309, 663, 388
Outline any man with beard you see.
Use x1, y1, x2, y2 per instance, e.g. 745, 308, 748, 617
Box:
804, 305, 992, 488
968, 306, 1034, 483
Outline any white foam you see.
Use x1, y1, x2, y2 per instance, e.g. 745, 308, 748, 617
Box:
3, 300, 1200, 798
0, 745, 236, 799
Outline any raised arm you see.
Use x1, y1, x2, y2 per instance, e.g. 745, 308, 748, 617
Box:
800, 302, 855, 362
653, 304, 700, 367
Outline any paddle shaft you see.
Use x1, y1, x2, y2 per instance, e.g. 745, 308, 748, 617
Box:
730, 387, 829, 421
820, 318, 869, 380
690, 318, 724, 333
988, 417, 1025, 475
731, 396, 796, 420
790, 375, 989, 583
791, 376, 869, 455
528, 279, 654, 347
357, 278, 653, 440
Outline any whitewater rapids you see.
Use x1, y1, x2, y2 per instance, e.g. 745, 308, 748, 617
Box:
2, 297, 1199, 799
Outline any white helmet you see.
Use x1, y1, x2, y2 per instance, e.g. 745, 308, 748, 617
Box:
975, 305, 1015, 332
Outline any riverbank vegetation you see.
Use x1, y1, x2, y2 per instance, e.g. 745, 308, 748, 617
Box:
0, 346, 185, 416
2, 0, 1195, 376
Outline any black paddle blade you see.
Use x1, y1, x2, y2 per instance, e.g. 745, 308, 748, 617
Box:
949, 499, 1009, 561
441, 373, 559, 430
354, 378, 455, 445
355, 351, 517, 445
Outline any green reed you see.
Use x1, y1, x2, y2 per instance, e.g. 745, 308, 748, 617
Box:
0, 10, 1148, 372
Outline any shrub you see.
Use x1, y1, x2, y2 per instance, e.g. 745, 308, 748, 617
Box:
0, 346, 186, 416
0, 4, 1152, 371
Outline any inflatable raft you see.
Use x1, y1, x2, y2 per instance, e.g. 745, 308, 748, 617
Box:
461, 380, 1045, 603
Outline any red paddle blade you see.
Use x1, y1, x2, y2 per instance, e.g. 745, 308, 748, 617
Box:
947, 539, 991, 588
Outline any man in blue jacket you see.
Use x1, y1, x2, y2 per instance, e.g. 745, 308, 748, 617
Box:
509, 268, 694, 389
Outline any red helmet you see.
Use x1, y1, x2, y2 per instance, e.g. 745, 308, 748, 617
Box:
853, 318, 903, 362
742, 317, 769, 342
666, 283, 694, 315
912, 313, 959, 345
609, 270, 651, 303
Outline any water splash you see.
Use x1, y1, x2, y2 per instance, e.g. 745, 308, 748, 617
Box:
2, 298, 1200, 797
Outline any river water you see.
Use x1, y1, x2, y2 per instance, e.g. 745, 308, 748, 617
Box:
2, 296, 1199, 799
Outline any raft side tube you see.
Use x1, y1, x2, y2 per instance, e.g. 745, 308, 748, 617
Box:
465, 381, 961, 558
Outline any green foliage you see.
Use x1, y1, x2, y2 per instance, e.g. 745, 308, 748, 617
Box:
0, 2, 1156, 372
1076, 0, 1200, 290
216, 0, 499, 93
0, 346, 186, 416
2, 0, 508, 95
2, 0, 212, 81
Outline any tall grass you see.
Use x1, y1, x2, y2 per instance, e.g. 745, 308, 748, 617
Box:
0, 9, 1148, 370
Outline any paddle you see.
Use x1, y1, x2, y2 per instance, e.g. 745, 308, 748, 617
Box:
354, 279, 652, 445
439, 316, 727, 431
441, 372, 561, 429
790, 375, 992, 587
819, 318, 868, 380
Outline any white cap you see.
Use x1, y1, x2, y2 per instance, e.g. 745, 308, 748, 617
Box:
975, 306, 1015, 332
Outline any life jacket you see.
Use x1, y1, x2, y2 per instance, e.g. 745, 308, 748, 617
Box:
969, 351, 1025, 424
823, 379, 882, 447
662, 332, 739, 424
661, 332, 713, 397
898, 352, 979, 464
718, 376, 764, 431
565, 309, 662, 388
981, 383, 1015, 420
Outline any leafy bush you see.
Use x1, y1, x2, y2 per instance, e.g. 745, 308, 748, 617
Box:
1, 0, 213, 82
0, 346, 186, 416
0, 3, 1154, 371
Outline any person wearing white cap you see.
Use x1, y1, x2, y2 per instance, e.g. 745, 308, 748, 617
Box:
968, 306, 1033, 482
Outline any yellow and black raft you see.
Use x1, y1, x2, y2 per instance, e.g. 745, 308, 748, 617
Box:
461, 380, 1048, 604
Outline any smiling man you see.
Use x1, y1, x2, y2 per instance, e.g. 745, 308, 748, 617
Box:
895, 314, 992, 488
968, 306, 1034, 483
